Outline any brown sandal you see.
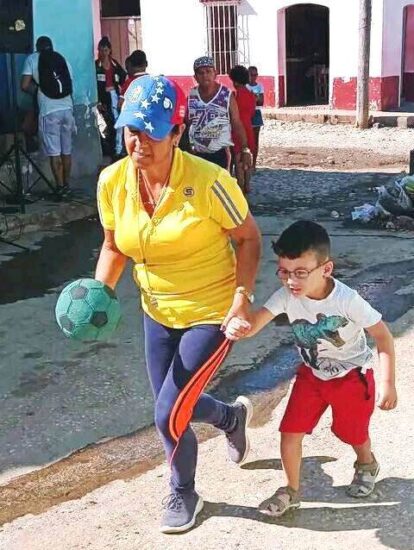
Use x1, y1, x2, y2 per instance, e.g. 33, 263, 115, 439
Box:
259, 486, 300, 517
347, 454, 380, 498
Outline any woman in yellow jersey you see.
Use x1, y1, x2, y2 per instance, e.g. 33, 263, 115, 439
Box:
95, 76, 261, 534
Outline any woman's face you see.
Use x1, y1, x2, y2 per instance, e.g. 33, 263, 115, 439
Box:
98, 46, 111, 60
124, 125, 185, 169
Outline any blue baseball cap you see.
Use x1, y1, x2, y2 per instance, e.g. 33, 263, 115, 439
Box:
115, 75, 186, 140
193, 56, 215, 72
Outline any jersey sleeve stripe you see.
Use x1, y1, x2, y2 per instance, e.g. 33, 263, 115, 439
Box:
212, 180, 244, 225
96, 178, 105, 226
212, 186, 240, 226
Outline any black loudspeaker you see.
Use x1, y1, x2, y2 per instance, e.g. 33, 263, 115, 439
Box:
0, 0, 33, 54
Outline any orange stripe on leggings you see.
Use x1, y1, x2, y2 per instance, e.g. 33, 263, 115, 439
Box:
168, 338, 232, 445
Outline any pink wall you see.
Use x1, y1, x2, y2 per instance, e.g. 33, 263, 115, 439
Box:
404, 5, 414, 72
92, 0, 101, 54
277, 9, 286, 107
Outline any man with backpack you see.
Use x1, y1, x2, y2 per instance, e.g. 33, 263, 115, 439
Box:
21, 36, 74, 196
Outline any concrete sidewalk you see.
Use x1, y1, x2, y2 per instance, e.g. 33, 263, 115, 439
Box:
0, 306, 412, 550
0, 175, 97, 240
263, 107, 414, 128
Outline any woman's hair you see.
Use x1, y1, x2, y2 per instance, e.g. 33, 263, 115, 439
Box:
272, 220, 331, 261
229, 65, 249, 86
98, 36, 112, 50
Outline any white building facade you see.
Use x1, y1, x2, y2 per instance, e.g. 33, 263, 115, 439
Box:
134, 0, 414, 110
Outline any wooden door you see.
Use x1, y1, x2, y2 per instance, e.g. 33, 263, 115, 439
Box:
100, 17, 142, 66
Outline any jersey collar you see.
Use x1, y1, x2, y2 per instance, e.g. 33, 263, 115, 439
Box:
125, 147, 185, 200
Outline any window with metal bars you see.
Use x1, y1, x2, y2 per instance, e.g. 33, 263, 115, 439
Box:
204, 2, 240, 75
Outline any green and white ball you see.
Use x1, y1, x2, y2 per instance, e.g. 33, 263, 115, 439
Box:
55, 278, 121, 341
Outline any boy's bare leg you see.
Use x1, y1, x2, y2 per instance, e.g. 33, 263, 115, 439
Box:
353, 437, 374, 464
259, 432, 304, 515
253, 127, 260, 169
281, 432, 305, 491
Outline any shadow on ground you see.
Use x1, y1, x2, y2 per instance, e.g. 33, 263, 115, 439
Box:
197, 456, 413, 550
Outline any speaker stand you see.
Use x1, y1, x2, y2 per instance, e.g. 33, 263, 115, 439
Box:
0, 52, 58, 214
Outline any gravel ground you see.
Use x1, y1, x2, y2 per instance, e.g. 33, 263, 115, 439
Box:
260, 120, 414, 156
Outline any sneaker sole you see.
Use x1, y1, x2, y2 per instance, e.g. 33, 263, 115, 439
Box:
159, 496, 204, 534
235, 395, 253, 465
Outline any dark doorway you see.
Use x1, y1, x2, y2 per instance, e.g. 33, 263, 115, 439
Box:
401, 5, 414, 106
285, 4, 329, 106
101, 0, 140, 17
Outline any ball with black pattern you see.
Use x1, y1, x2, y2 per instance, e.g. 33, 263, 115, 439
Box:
55, 278, 121, 341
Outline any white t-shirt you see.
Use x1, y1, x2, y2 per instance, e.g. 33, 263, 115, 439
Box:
264, 279, 382, 380
246, 83, 264, 109
22, 52, 73, 117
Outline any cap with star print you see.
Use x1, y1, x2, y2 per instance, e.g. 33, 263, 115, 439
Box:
115, 75, 186, 140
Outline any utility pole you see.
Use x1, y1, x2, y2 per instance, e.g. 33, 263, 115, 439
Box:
356, 0, 372, 129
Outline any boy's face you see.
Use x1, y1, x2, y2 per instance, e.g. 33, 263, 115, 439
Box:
277, 250, 333, 298
249, 68, 258, 84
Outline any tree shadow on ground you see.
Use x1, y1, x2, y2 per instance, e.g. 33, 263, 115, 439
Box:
197, 456, 414, 550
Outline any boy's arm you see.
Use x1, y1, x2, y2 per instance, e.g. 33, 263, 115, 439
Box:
248, 307, 275, 336
366, 320, 397, 410
225, 307, 274, 341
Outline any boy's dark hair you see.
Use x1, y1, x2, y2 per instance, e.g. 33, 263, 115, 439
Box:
229, 65, 249, 86
36, 36, 53, 52
129, 49, 147, 69
272, 220, 331, 261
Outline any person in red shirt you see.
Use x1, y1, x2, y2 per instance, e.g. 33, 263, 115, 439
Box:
229, 65, 256, 194
118, 49, 149, 110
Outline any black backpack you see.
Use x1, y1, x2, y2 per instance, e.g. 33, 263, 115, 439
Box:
38, 51, 73, 99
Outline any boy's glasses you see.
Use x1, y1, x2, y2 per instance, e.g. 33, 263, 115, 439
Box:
276, 262, 328, 281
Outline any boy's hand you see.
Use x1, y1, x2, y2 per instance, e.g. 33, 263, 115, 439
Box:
377, 381, 398, 410
225, 317, 252, 341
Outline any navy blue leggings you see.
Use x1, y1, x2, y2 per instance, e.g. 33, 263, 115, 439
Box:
144, 314, 236, 493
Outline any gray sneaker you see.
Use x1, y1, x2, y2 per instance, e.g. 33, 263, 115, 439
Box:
160, 491, 204, 534
225, 396, 253, 465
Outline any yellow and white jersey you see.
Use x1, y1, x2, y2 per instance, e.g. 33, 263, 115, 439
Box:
97, 149, 249, 328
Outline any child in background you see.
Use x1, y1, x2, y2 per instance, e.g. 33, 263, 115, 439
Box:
247, 66, 264, 170
118, 49, 148, 110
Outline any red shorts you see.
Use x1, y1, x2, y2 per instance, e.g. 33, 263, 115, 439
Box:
280, 365, 375, 445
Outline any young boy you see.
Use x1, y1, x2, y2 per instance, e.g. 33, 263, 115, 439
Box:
225, 220, 397, 517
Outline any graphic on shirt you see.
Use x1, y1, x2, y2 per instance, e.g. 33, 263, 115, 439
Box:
291, 313, 348, 370
188, 86, 232, 152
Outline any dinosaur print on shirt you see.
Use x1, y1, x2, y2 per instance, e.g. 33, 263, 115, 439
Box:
292, 314, 349, 370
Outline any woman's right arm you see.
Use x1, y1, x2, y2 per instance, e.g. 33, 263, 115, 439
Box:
95, 229, 128, 289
